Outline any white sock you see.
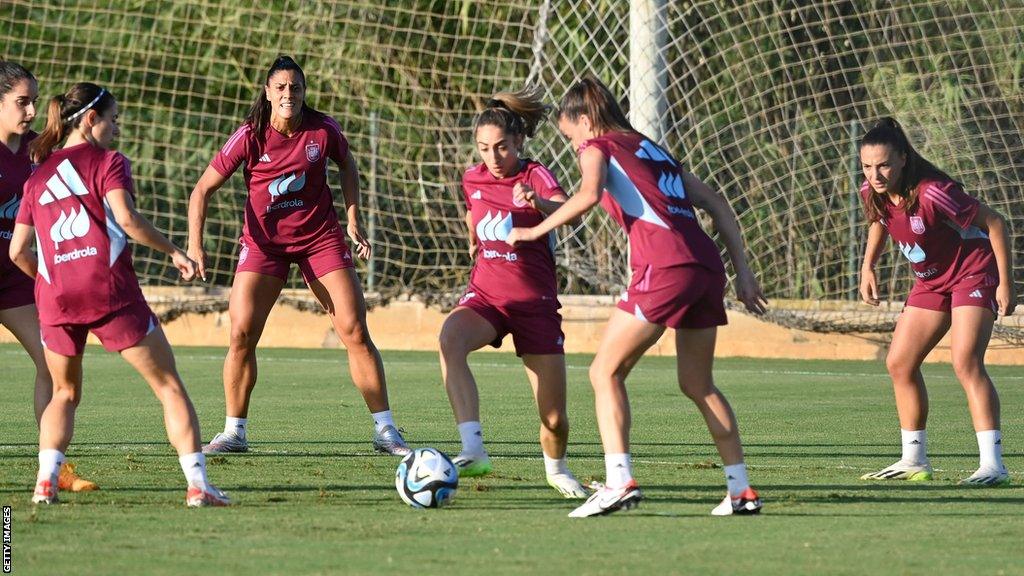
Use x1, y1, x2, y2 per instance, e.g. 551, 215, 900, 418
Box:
605, 453, 633, 488
724, 463, 750, 496
457, 421, 485, 456
179, 452, 209, 490
38, 449, 65, 482
225, 417, 247, 440
977, 430, 1004, 471
543, 453, 570, 477
900, 429, 928, 465
371, 410, 395, 434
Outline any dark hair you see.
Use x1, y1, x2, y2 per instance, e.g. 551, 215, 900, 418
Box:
859, 117, 959, 222
474, 86, 550, 140
0, 60, 36, 99
245, 55, 318, 142
557, 74, 634, 135
30, 82, 116, 163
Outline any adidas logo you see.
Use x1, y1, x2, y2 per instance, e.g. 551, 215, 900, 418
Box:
259, 153, 271, 163
471, 190, 482, 200
39, 159, 89, 205
475, 210, 512, 242
908, 440, 921, 445
635, 139, 677, 166
0, 194, 19, 219
969, 290, 983, 298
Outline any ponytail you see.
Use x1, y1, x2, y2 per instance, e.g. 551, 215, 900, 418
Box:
557, 74, 634, 135
859, 116, 959, 221
29, 83, 114, 164
475, 86, 551, 139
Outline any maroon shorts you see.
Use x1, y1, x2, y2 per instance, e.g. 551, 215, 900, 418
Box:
617, 264, 728, 329
40, 300, 159, 356
0, 270, 34, 311
236, 229, 354, 283
457, 291, 564, 357
906, 273, 998, 314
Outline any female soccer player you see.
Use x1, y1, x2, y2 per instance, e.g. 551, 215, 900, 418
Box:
9, 82, 229, 506
507, 76, 767, 517
0, 61, 97, 493
187, 56, 409, 455
439, 88, 586, 498
857, 117, 1015, 486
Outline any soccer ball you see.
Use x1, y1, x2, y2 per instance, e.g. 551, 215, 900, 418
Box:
395, 447, 458, 508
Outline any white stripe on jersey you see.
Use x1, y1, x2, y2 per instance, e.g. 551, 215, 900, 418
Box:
922, 184, 960, 217
220, 125, 250, 155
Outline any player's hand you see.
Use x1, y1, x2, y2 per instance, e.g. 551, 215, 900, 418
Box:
506, 227, 537, 247
347, 221, 372, 260
468, 240, 478, 257
996, 282, 1017, 316
186, 245, 207, 281
734, 268, 768, 315
172, 249, 198, 282
860, 267, 880, 306
513, 182, 537, 209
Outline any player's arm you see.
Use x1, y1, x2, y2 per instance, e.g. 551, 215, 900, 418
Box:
506, 147, 605, 245
465, 211, 477, 257
8, 223, 37, 278
859, 221, 887, 306
684, 171, 768, 315
972, 202, 1016, 315
514, 184, 582, 227
108, 189, 196, 281
338, 149, 371, 259
187, 166, 229, 280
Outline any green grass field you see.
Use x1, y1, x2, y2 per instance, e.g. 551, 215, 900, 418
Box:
1, 343, 1022, 575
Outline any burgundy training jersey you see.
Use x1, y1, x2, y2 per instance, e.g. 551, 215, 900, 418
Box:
860, 178, 996, 291
0, 131, 35, 280
462, 160, 564, 310
210, 112, 349, 254
16, 142, 145, 325
579, 132, 725, 274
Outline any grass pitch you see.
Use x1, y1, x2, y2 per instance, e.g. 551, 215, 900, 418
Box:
1, 344, 1022, 575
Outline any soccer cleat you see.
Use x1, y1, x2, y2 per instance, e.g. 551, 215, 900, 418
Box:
202, 432, 249, 454
711, 487, 763, 516
32, 478, 58, 504
958, 467, 1010, 487
372, 425, 412, 456
452, 452, 493, 477
58, 462, 99, 492
546, 472, 589, 499
186, 484, 232, 507
860, 460, 933, 481
568, 480, 642, 517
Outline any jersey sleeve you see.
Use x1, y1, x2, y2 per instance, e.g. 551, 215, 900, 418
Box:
461, 178, 473, 211
15, 190, 33, 226
527, 163, 565, 200
323, 115, 349, 164
210, 124, 252, 178
101, 152, 135, 198
920, 180, 978, 229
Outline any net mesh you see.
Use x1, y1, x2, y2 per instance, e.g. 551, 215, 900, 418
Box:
3, 0, 1022, 342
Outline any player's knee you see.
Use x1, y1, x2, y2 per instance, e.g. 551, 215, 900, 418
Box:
228, 326, 259, 353
52, 383, 81, 407
885, 353, 914, 381
438, 326, 470, 357
679, 378, 712, 402
952, 354, 985, 383
336, 320, 370, 349
540, 410, 568, 435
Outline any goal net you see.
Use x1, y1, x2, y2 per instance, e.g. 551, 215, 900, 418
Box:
3, 1, 1021, 341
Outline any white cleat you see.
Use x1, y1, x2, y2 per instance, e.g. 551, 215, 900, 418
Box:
202, 432, 249, 454
546, 472, 589, 499
711, 487, 762, 516
568, 480, 642, 517
186, 483, 232, 507
860, 460, 933, 481
959, 467, 1010, 487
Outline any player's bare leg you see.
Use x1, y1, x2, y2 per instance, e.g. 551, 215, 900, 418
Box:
523, 353, 586, 498
33, 351, 83, 503
0, 304, 52, 423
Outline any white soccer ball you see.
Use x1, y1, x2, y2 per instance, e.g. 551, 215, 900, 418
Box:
395, 447, 459, 508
